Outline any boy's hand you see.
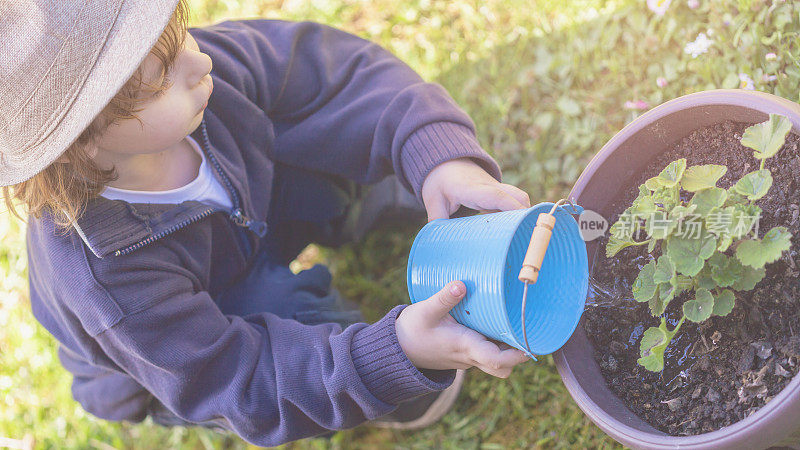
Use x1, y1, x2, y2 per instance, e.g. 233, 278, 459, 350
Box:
395, 280, 530, 378
420, 158, 531, 221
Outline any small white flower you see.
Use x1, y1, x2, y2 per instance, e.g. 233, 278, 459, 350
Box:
684, 32, 713, 58
765, 52, 778, 61
762, 74, 778, 82
687, 0, 700, 9
647, 0, 672, 16
738, 73, 755, 90
657, 77, 668, 88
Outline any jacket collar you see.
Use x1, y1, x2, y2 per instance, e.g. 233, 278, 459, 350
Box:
72, 120, 227, 259
73, 198, 217, 258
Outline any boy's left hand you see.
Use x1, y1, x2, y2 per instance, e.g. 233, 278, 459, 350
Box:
420, 158, 531, 221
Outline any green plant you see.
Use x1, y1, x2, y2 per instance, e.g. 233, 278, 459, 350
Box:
606, 114, 794, 372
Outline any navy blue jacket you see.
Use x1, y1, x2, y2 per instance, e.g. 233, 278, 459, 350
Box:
26, 19, 501, 446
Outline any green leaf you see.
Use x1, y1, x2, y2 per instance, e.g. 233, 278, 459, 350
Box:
729, 203, 762, 239
675, 275, 694, 291
607, 206, 646, 257
652, 185, 680, 211
713, 289, 735, 316
654, 159, 687, 188
638, 326, 668, 372
670, 204, 699, 238
631, 185, 657, 215
731, 265, 766, 291
670, 204, 697, 221
664, 232, 717, 276
717, 235, 733, 252
741, 113, 793, 160
723, 191, 748, 208
683, 288, 714, 323
647, 238, 657, 253
705, 206, 735, 237
735, 226, 792, 268
695, 263, 718, 290
681, 164, 727, 192
653, 255, 675, 284
646, 210, 677, 240
608, 214, 632, 239
705, 203, 761, 241
633, 260, 658, 303
651, 281, 677, 316
608, 206, 644, 241
648, 291, 663, 316
637, 316, 684, 372
645, 177, 661, 191
606, 235, 635, 257
689, 187, 727, 216
708, 253, 741, 288
733, 170, 773, 200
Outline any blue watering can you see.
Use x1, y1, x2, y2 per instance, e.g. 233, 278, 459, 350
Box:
406, 202, 589, 357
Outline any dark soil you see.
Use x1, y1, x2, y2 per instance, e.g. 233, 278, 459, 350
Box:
583, 121, 800, 436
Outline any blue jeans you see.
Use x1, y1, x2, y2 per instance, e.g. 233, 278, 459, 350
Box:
215, 162, 367, 326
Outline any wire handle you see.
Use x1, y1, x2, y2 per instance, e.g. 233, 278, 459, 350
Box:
517, 199, 575, 356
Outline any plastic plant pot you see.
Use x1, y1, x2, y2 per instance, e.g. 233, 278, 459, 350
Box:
553, 90, 800, 449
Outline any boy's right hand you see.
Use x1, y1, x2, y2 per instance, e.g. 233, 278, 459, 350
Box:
395, 280, 530, 378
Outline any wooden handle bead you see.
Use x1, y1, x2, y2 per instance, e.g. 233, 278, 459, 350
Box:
518, 213, 556, 284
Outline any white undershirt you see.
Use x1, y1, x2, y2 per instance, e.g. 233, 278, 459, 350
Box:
100, 136, 233, 210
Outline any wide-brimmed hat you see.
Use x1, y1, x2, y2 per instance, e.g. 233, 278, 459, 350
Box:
0, 0, 180, 186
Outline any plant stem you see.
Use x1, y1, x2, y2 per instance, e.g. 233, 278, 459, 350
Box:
668, 315, 686, 338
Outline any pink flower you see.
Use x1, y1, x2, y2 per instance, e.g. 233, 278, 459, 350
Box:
624, 100, 650, 110
765, 52, 777, 61
687, 0, 699, 9
647, 0, 672, 15
656, 77, 668, 88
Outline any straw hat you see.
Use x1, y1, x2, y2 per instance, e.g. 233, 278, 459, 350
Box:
0, 0, 180, 186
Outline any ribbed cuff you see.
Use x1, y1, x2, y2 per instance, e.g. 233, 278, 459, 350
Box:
400, 122, 503, 198
351, 305, 455, 405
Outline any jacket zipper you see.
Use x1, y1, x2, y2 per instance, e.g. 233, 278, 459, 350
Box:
199, 120, 268, 237
114, 209, 216, 257
113, 120, 267, 257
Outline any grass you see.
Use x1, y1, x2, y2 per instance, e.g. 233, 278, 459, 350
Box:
2, 0, 799, 448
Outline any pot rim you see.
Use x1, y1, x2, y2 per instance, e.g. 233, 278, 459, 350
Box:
557, 89, 800, 448
572, 89, 800, 201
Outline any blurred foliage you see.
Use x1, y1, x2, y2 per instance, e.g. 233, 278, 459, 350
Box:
2, 0, 799, 448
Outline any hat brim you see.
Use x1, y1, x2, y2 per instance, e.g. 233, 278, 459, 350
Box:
1, 0, 180, 186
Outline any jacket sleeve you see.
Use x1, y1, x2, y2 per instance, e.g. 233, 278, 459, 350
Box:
190, 19, 501, 197
77, 245, 453, 446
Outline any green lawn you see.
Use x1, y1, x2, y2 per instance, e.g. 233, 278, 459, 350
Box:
2, 0, 799, 448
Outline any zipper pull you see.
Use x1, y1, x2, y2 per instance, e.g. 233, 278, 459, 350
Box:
246, 219, 268, 237
230, 209, 268, 237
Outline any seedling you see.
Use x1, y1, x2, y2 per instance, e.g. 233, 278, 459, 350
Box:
606, 114, 794, 372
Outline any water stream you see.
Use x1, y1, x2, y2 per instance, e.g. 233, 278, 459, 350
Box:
583, 271, 696, 387
585, 274, 636, 309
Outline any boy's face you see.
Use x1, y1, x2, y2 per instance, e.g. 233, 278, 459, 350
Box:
89, 33, 213, 162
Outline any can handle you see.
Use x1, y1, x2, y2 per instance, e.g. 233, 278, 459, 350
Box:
516, 199, 579, 356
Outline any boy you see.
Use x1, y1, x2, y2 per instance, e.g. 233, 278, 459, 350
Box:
1, 0, 531, 446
